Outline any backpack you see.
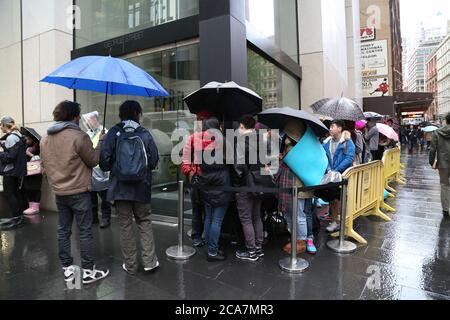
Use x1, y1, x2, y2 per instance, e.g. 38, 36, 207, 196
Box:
114, 125, 149, 182
0, 133, 27, 176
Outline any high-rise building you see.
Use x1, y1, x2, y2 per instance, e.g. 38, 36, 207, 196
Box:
425, 48, 439, 120
407, 37, 444, 93
437, 34, 450, 117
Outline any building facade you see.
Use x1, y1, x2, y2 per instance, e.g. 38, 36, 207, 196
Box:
359, 0, 402, 99
0, 0, 363, 217
425, 50, 438, 120
437, 34, 450, 117
407, 38, 444, 93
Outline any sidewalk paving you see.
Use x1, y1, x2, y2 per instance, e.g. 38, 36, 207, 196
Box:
1, 150, 449, 300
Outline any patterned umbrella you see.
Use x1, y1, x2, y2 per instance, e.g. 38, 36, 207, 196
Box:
364, 111, 384, 120
310, 97, 364, 121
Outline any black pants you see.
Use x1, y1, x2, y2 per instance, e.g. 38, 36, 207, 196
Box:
371, 150, 382, 161
190, 189, 204, 240
23, 174, 42, 203
3, 176, 26, 218
91, 190, 112, 223
56, 192, 94, 269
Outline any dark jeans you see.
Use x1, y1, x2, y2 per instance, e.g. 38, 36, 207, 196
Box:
190, 189, 204, 241
204, 205, 228, 255
56, 192, 94, 269
3, 176, 26, 217
235, 193, 263, 250
91, 190, 111, 222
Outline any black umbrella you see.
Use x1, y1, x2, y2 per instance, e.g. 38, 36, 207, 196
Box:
184, 81, 263, 120
21, 127, 41, 142
310, 97, 364, 121
258, 107, 329, 137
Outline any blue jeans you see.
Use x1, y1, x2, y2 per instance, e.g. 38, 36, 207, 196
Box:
285, 198, 313, 241
56, 192, 94, 269
204, 205, 228, 255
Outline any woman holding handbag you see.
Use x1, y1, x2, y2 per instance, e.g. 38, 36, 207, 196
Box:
0, 116, 27, 230
21, 127, 43, 216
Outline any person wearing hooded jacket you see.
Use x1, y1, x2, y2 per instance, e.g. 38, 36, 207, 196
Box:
40, 101, 109, 285
429, 112, 450, 218
322, 120, 355, 233
0, 116, 27, 230
100, 100, 160, 275
195, 117, 232, 262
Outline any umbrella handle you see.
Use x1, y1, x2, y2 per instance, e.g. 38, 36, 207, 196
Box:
103, 82, 109, 127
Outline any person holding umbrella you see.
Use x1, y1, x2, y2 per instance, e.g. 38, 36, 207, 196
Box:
406, 124, 418, 153
21, 127, 42, 216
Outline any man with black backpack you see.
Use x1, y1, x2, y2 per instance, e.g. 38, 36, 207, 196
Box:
100, 100, 159, 275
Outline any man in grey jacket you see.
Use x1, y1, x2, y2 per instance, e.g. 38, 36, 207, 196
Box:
429, 112, 450, 217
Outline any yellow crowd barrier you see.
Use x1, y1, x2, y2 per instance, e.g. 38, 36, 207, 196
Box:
382, 147, 406, 197
331, 161, 394, 245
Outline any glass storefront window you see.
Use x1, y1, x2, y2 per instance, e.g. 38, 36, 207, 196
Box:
245, 0, 299, 63
77, 42, 200, 217
247, 49, 300, 109
75, 0, 199, 48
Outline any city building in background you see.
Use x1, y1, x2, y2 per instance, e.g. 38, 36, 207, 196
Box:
0, 0, 363, 219
426, 49, 439, 120
406, 37, 444, 93
437, 34, 450, 117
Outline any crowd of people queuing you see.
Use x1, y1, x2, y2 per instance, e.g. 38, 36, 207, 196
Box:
0, 100, 406, 285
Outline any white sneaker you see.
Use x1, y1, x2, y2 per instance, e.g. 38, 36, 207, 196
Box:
82, 265, 109, 284
122, 263, 136, 275
144, 260, 160, 272
63, 265, 76, 282
326, 221, 340, 233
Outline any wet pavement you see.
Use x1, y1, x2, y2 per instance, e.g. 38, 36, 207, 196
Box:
0, 149, 449, 300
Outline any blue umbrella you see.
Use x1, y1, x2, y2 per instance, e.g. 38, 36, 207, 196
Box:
41, 55, 169, 125
422, 126, 439, 133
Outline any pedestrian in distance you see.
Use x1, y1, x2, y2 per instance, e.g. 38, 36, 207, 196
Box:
40, 101, 110, 285
100, 100, 160, 275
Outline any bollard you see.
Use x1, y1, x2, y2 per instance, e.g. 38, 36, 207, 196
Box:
279, 186, 309, 273
326, 184, 357, 253
166, 181, 196, 260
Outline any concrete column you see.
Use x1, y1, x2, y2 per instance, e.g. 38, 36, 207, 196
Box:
199, 0, 248, 86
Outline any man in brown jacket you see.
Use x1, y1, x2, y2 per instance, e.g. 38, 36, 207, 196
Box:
41, 101, 109, 285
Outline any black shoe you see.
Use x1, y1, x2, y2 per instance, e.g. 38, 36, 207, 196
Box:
236, 250, 259, 262
192, 238, 205, 247
207, 252, 226, 262
82, 266, 109, 284
444, 211, 449, 217
99, 220, 110, 229
256, 247, 264, 258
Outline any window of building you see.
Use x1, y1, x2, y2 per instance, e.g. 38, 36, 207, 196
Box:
77, 42, 200, 217
245, 0, 299, 63
247, 48, 300, 109
75, 0, 199, 48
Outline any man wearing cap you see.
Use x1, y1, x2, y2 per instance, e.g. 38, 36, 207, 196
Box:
0, 116, 27, 230
82, 111, 112, 229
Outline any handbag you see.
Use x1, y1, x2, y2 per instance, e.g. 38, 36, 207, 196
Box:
27, 160, 42, 176
246, 169, 275, 199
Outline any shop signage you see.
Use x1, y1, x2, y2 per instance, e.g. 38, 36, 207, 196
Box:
360, 27, 376, 41
361, 40, 388, 78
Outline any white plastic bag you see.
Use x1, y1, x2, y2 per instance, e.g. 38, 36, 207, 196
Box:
320, 171, 342, 185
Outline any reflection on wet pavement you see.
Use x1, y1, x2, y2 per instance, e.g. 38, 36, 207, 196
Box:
0, 149, 449, 300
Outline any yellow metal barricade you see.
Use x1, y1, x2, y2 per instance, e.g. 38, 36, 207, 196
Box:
382, 147, 406, 197
331, 161, 393, 245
